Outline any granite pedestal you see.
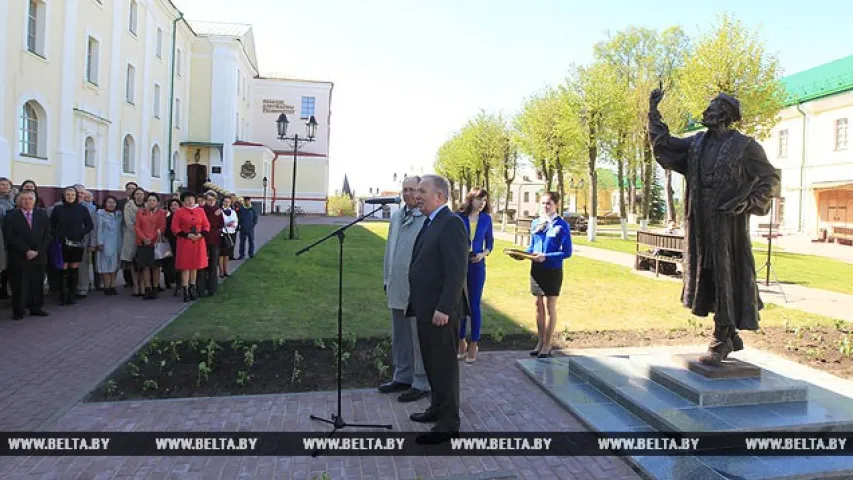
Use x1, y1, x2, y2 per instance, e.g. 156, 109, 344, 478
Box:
518, 348, 853, 480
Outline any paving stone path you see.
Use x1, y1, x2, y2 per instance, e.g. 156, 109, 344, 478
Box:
0, 216, 640, 479
1, 351, 639, 480
0, 216, 288, 432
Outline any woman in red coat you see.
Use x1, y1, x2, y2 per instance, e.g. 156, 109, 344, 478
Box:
171, 192, 210, 301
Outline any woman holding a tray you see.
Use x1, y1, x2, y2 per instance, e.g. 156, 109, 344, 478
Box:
510, 192, 573, 358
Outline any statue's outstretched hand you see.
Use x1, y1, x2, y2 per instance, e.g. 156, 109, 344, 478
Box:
649, 88, 665, 112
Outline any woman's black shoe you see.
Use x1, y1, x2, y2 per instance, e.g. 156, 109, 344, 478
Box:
529, 350, 541, 356
189, 285, 198, 301
182, 287, 190, 302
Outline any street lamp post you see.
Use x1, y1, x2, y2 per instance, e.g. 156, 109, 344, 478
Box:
262, 176, 268, 216
276, 113, 318, 239
570, 177, 585, 214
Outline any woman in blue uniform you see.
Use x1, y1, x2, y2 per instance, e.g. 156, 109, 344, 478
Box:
522, 192, 572, 358
457, 188, 494, 363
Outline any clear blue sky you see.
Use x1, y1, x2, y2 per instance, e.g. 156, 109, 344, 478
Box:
178, 0, 853, 195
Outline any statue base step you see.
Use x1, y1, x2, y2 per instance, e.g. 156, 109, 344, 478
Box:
671, 353, 761, 379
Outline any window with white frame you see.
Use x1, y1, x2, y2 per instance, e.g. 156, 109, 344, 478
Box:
86, 36, 100, 85
19, 101, 45, 158
151, 145, 161, 177
84, 137, 96, 167
27, 1, 46, 57
836, 118, 849, 151
153, 84, 161, 118
156, 28, 163, 59
174, 98, 181, 128
301, 96, 315, 119
122, 135, 136, 173
778, 129, 788, 158
125, 64, 136, 104
128, 1, 138, 36
172, 152, 180, 177
176, 49, 182, 76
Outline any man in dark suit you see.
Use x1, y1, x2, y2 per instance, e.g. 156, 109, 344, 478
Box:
4, 191, 51, 320
406, 174, 469, 444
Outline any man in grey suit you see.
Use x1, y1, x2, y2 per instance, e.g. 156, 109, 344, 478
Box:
379, 176, 431, 402
407, 174, 469, 444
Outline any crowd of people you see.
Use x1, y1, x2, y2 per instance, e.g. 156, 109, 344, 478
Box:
0, 178, 260, 320
380, 174, 573, 444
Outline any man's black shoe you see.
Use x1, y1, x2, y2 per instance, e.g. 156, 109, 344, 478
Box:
398, 388, 429, 403
409, 411, 438, 423
415, 430, 458, 445
378, 381, 410, 394
12, 313, 24, 320
29, 310, 49, 317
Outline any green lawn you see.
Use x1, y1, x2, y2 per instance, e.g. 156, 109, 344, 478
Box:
571, 235, 852, 295
159, 223, 839, 341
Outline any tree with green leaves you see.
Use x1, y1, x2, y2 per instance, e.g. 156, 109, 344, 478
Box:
563, 62, 623, 241
677, 14, 785, 140
515, 92, 557, 193
594, 25, 691, 229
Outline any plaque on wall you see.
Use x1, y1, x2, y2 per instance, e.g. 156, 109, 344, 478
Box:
212, 166, 222, 174
240, 161, 256, 179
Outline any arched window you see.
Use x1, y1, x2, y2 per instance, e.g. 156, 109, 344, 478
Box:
151, 144, 161, 178
122, 135, 135, 173
129, 0, 139, 35
19, 100, 46, 158
84, 137, 96, 167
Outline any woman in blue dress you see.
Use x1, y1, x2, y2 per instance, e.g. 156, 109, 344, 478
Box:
457, 188, 494, 363
518, 192, 572, 358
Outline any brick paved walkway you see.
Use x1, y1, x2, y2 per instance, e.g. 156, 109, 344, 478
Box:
0, 216, 639, 479
0, 351, 639, 480
0, 216, 288, 432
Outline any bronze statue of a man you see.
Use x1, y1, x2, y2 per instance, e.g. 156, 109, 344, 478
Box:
648, 87, 780, 365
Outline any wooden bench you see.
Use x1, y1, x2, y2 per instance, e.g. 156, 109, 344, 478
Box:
833, 226, 853, 245
635, 231, 684, 277
515, 218, 534, 246
757, 223, 782, 240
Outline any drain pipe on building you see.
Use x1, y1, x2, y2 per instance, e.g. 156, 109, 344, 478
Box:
796, 103, 807, 233
166, 11, 185, 194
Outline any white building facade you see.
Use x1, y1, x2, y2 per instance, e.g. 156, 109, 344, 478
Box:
1, 0, 333, 213
753, 55, 853, 237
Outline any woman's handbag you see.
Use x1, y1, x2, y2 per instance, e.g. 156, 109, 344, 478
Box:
220, 231, 235, 249
154, 237, 173, 260
48, 239, 63, 269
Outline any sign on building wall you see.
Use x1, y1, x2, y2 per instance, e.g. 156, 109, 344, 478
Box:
262, 99, 295, 114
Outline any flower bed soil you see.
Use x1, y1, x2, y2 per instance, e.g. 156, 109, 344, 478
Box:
87, 325, 853, 402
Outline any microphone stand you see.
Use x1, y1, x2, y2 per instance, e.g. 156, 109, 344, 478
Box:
755, 198, 787, 302
296, 203, 394, 457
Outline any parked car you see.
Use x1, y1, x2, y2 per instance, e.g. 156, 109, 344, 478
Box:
563, 212, 588, 233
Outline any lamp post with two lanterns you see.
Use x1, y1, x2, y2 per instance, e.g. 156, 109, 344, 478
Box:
276, 113, 318, 240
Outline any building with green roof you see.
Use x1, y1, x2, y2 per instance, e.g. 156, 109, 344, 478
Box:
758, 54, 853, 238
673, 55, 853, 237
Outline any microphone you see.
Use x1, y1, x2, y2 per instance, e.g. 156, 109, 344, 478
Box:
364, 196, 401, 205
